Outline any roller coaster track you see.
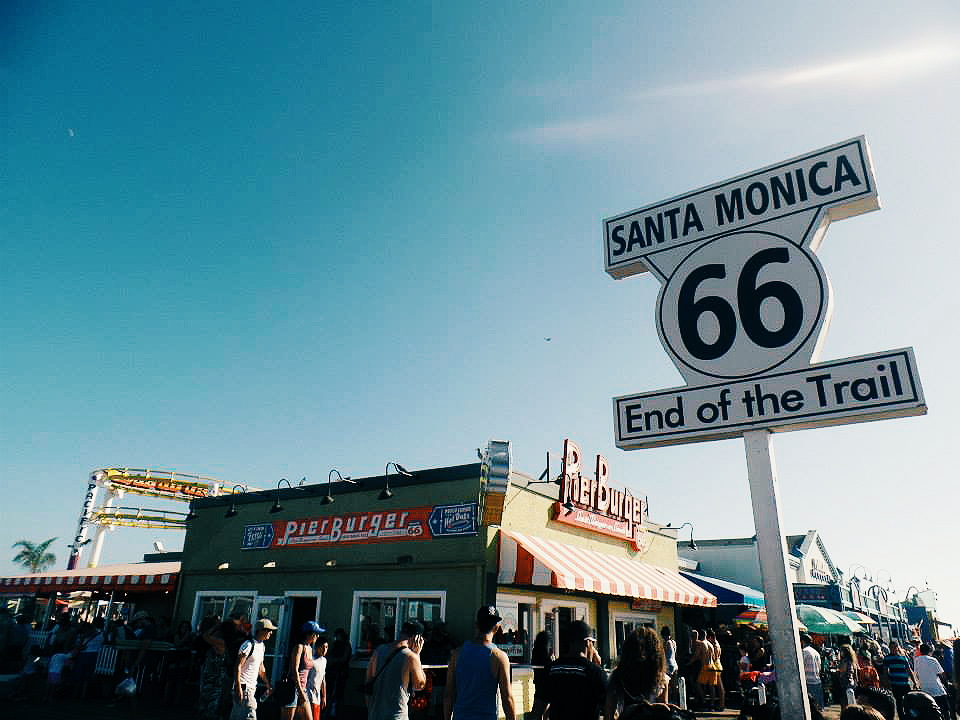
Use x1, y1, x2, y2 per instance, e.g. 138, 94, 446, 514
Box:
94, 467, 248, 500
68, 467, 258, 567
90, 505, 188, 530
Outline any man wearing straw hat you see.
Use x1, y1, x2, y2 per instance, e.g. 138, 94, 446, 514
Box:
231, 618, 277, 720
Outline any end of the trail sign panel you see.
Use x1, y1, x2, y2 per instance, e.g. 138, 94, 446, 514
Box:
614, 348, 925, 449
604, 137, 927, 450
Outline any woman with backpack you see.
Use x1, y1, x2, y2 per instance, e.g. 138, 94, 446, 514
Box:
605, 627, 670, 720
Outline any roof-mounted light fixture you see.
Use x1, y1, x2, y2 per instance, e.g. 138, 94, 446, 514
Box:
380, 462, 413, 500
849, 564, 873, 583
667, 521, 697, 550
224, 484, 247, 518
321, 468, 356, 505
269, 478, 292, 514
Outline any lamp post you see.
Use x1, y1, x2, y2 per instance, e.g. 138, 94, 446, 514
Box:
875, 569, 894, 593
321, 469, 356, 505
901, 585, 922, 642
866, 584, 889, 643
848, 564, 873, 582
380, 462, 413, 500
849, 575, 863, 612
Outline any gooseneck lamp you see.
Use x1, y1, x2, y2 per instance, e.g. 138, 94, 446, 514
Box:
380, 462, 413, 500
321, 469, 355, 505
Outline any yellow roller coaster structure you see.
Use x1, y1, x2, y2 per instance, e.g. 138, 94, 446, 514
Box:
68, 467, 258, 568
96, 467, 230, 500
91, 506, 190, 530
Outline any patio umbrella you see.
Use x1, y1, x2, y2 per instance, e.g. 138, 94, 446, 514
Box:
796, 604, 864, 635
734, 608, 768, 626
842, 610, 876, 625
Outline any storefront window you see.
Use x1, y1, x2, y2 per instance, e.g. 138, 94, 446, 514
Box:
193, 592, 255, 629
612, 612, 656, 659
352, 591, 445, 660
541, 602, 589, 662
494, 598, 533, 662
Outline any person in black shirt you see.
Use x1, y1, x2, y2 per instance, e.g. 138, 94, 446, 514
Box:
529, 631, 554, 720
545, 620, 607, 720
326, 628, 353, 717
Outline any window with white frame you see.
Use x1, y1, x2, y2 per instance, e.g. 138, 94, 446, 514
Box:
193, 591, 256, 629
611, 611, 657, 659
352, 591, 445, 660
496, 594, 537, 662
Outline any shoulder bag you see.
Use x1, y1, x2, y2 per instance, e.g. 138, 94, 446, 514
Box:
363, 647, 405, 696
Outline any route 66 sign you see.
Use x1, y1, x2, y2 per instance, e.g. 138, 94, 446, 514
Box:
658, 230, 827, 381
604, 137, 926, 448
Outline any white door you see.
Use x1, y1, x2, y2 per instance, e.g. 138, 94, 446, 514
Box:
253, 595, 288, 685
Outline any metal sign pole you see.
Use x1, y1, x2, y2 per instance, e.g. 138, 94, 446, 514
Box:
743, 429, 811, 720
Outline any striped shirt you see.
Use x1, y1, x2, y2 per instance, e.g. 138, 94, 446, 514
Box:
883, 653, 912, 687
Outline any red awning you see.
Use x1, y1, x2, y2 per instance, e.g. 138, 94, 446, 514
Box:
0, 561, 180, 594
498, 529, 716, 607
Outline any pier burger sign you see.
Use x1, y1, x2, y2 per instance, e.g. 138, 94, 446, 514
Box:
603, 137, 926, 448
554, 438, 651, 553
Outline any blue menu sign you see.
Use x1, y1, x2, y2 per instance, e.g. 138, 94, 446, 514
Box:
428, 503, 478, 537
241, 523, 275, 550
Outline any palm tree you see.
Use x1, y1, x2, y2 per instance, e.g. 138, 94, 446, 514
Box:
12, 537, 58, 573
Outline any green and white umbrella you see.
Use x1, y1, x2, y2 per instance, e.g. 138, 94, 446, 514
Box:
796, 604, 864, 635
842, 610, 876, 625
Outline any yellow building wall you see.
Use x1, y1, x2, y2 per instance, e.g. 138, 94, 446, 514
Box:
491, 476, 685, 717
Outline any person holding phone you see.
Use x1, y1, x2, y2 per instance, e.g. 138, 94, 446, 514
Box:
367, 620, 427, 720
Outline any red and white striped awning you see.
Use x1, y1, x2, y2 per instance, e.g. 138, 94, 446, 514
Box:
498, 530, 716, 607
0, 561, 180, 594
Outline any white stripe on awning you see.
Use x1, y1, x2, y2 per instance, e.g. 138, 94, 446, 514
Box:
498, 529, 716, 607
0, 562, 180, 594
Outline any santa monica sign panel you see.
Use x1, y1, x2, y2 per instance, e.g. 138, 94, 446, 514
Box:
604, 137, 926, 449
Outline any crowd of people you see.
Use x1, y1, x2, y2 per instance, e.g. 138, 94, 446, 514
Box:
361, 605, 688, 720
3, 602, 959, 720
0, 605, 190, 703
198, 612, 355, 720
819, 635, 959, 720
0, 605, 357, 720
667, 621, 959, 720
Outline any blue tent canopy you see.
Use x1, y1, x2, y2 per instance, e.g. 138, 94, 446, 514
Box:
680, 572, 765, 607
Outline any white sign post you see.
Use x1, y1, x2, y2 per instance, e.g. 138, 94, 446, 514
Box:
602, 137, 926, 720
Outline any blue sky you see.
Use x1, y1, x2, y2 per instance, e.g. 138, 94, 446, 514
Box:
2, 1, 959, 628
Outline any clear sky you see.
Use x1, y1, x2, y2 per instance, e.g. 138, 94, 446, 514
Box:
2, 1, 958, 630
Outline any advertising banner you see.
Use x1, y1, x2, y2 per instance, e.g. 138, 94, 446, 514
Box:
241, 503, 478, 550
